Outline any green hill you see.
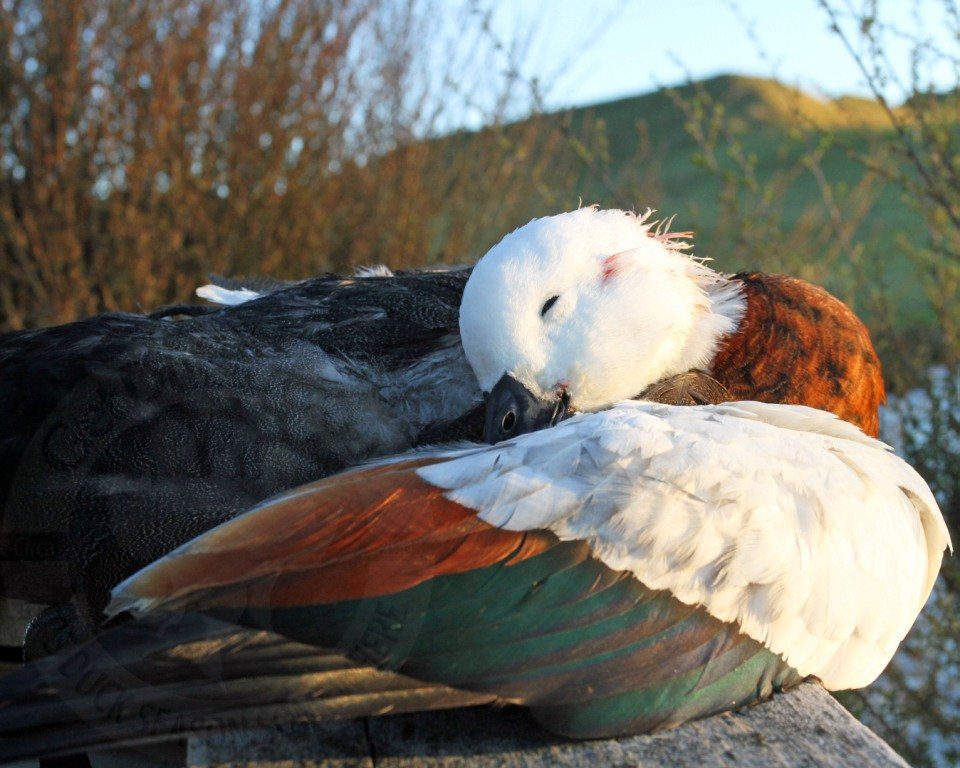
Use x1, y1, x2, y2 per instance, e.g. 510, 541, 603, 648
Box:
440, 75, 935, 329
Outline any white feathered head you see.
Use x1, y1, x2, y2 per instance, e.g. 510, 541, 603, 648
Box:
459, 207, 744, 442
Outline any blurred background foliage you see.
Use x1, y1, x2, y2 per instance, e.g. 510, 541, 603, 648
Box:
0, 0, 958, 764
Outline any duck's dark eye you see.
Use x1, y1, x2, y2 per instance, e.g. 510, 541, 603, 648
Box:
540, 295, 560, 317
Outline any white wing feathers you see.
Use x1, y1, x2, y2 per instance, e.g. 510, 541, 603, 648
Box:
417, 400, 950, 690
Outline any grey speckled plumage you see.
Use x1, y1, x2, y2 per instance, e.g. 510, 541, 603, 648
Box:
0, 268, 481, 625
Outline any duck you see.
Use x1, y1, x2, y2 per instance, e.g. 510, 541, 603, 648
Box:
0, 207, 882, 656
0, 399, 947, 762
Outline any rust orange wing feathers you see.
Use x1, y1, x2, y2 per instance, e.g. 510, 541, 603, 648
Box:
112, 457, 555, 614
711, 273, 885, 437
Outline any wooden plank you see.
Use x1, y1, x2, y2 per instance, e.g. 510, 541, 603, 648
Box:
187, 682, 910, 767
187, 720, 373, 768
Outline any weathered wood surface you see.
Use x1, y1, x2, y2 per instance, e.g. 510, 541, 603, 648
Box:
186, 682, 910, 768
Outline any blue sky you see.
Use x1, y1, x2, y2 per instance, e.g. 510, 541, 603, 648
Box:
485, 0, 957, 110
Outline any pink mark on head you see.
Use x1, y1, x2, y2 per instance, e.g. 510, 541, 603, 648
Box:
601, 253, 622, 284
552, 381, 570, 395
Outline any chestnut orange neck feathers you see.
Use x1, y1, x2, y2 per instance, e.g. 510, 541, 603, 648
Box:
711, 273, 885, 437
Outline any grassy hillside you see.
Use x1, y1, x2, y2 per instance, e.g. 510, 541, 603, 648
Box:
451, 75, 932, 329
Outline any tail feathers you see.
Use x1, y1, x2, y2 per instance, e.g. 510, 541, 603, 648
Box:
0, 612, 492, 764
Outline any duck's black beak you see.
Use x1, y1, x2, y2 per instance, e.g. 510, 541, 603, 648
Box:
484, 374, 570, 444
